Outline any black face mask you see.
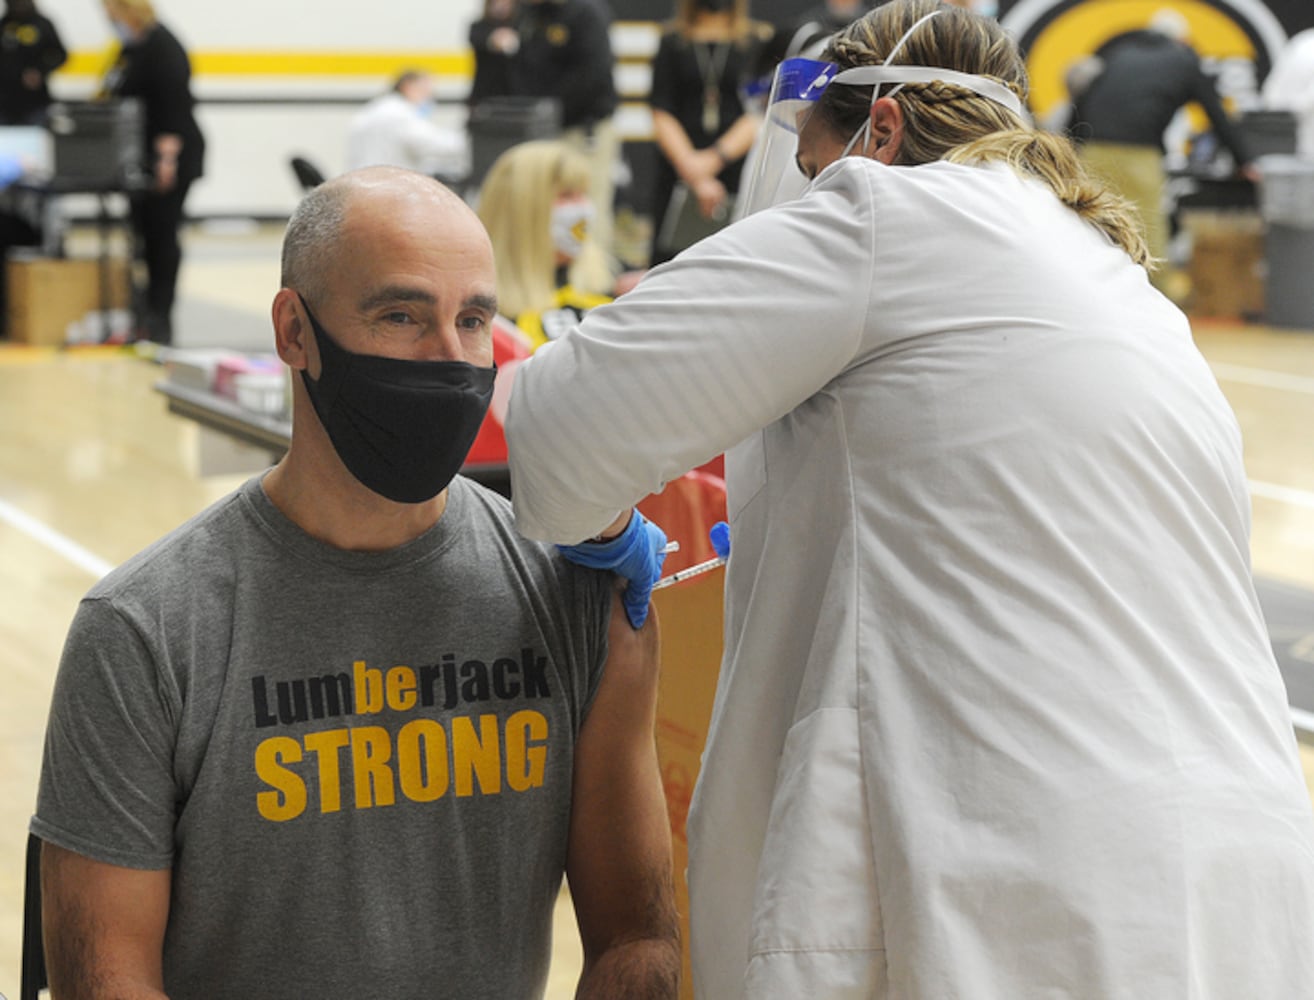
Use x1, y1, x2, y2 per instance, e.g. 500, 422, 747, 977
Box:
298, 298, 496, 504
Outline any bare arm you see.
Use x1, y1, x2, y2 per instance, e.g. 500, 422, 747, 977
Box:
42, 841, 172, 1000
652, 107, 721, 187
568, 594, 680, 998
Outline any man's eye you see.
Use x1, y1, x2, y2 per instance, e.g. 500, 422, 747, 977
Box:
459, 314, 488, 332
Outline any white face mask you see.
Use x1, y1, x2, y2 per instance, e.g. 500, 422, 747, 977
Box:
550, 200, 593, 260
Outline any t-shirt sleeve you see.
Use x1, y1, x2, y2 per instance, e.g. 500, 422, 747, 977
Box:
31, 596, 179, 870
649, 32, 680, 116
578, 570, 612, 720
145, 33, 195, 139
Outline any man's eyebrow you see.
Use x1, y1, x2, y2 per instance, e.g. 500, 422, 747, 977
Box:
465, 293, 498, 315
357, 286, 437, 311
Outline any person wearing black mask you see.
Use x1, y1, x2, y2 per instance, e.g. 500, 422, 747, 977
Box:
648, 0, 771, 264
33, 166, 680, 1000
0, 0, 65, 125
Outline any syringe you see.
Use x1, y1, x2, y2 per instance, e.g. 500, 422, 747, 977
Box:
652, 555, 727, 590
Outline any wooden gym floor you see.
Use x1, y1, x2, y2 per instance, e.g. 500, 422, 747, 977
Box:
0, 225, 1312, 997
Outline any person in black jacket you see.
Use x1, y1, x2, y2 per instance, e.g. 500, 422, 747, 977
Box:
0, 0, 65, 125
1069, 8, 1254, 303
99, 0, 205, 345
468, 0, 518, 110
512, 0, 620, 264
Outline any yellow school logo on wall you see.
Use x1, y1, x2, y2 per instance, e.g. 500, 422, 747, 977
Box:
1002, 0, 1290, 121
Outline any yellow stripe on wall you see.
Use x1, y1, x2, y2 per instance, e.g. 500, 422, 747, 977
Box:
61, 48, 473, 78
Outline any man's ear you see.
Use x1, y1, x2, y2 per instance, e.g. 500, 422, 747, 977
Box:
272, 288, 312, 373
869, 96, 905, 165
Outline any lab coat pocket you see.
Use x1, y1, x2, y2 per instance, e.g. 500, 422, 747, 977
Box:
725, 430, 766, 523
745, 707, 886, 999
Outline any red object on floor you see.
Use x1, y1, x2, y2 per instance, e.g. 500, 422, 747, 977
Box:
466, 316, 532, 467
637, 470, 728, 575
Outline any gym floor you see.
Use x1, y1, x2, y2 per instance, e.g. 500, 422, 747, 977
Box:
0, 223, 1311, 997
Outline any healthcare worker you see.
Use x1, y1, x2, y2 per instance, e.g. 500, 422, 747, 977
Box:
505, 1, 1314, 996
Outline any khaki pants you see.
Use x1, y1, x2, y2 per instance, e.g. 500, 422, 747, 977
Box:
1080, 142, 1182, 300
563, 118, 619, 270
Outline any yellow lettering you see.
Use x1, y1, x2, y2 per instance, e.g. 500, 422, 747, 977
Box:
397, 718, 450, 802
505, 710, 549, 792
303, 728, 350, 813
255, 736, 306, 822
353, 659, 384, 714
452, 714, 502, 796
386, 665, 417, 712
351, 726, 395, 808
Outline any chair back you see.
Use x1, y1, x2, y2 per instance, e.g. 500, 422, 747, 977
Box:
21, 832, 47, 1000
289, 155, 327, 192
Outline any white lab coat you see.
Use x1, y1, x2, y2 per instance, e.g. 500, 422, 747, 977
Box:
344, 92, 467, 177
1264, 29, 1314, 158
506, 158, 1314, 998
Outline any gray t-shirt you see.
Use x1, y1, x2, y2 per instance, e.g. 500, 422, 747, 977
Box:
33, 475, 611, 1000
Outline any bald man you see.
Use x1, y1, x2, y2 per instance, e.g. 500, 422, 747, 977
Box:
32, 167, 679, 1000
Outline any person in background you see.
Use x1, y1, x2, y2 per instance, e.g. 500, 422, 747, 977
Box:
345, 69, 467, 183
33, 165, 680, 1000
467, 0, 519, 110
0, 0, 64, 125
649, 0, 770, 266
1263, 27, 1314, 159
512, 0, 620, 267
1069, 7, 1255, 303
98, 0, 204, 346
477, 139, 618, 348
779, 0, 870, 60
504, 1, 1314, 995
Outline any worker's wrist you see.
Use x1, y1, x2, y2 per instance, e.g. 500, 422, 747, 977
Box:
712, 142, 730, 167
588, 509, 634, 543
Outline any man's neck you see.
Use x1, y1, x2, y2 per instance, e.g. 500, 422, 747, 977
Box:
261, 452, 448, 552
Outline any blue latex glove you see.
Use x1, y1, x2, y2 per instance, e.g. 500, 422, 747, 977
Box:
709, 520, 730, 559
558, 511, 668, 629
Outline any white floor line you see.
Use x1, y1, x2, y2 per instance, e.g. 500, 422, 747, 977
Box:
1291, 707, 1314, 739
0, 497, 113, 581
1250, 480, 1314, 511
1211, 362, 1314, 396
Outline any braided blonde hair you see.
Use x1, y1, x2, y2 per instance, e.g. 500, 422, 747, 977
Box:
819, 0, 1150, 266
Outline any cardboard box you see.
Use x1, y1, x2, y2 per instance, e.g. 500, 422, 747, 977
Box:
1183, 211, 1266, 320
5, 254, 131, 346
652, 567, 725, 1000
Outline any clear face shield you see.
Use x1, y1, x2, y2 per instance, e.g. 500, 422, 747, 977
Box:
735, 10, 1026, 220
735, 57, 838, 220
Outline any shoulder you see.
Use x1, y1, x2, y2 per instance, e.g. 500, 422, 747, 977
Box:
450, 478, 610, 604
85, 485, 253, 608
812, 157, 1019, 210
656, 26, 686, 48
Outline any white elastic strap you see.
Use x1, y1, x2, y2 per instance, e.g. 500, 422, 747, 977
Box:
831, 64, 1024, 117
884, 10, 941, 65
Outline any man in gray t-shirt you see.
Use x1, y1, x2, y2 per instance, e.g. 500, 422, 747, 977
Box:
32, 166, 680, 1000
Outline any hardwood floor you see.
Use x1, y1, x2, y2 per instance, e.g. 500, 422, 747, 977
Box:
0, 230, 1311, 995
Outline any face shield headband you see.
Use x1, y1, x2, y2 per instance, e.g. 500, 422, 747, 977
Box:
736, 9, 1024, 219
